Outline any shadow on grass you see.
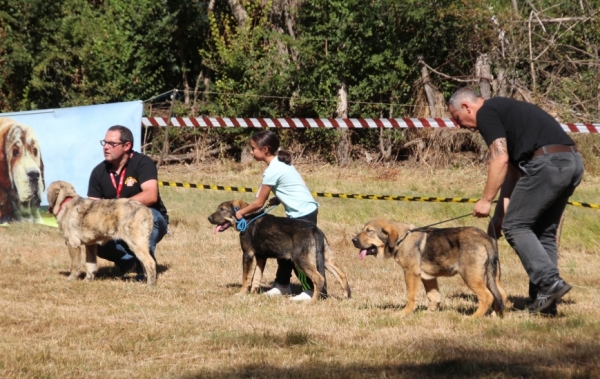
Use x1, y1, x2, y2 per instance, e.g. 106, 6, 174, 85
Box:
372, 294, 557, 317
181, 344, 600, 378
58, 263, 169, 281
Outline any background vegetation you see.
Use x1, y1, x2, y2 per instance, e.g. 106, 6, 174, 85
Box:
2, 0, 599, 167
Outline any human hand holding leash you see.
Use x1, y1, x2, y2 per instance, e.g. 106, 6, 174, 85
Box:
473, 199, 492, 218
235, 209, 243, 220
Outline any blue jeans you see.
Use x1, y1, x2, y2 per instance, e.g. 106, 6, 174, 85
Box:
97, 208, 168, 270
502, 152, 583, 288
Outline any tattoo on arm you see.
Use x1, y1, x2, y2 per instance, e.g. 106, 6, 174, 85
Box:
490, 138, 508, 159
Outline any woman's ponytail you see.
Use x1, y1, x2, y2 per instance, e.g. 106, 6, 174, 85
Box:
277, 150, 292, 165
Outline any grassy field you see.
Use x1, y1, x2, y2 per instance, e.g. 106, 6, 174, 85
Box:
1, 162, 599, 378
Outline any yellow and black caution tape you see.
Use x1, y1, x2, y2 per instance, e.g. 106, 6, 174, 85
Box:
159, 181, 255, 193
158, 181, 600, 209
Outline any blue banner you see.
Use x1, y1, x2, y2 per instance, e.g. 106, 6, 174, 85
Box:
0, 101, 143, 224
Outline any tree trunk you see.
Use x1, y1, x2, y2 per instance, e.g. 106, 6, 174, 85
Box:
335, 81, 351, 167
511, 0, 519, 15
418, 56, 436, 117
528, 11, 537, 93
183, 70, 190, 105
203, 69, 211, 103
496, 68, 508, 97
379, 128, 392, 162
227, 0, 248, 26
158, 89, 177, 167
335, 81, 348, 118
476, 53, 492, 99
191, 70, 204, 117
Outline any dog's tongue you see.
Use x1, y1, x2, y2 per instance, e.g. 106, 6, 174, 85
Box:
214, 224, 225, 234
358, 249, 368, 260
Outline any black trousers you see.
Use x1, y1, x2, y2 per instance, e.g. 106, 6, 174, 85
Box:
274, 209, 318, 290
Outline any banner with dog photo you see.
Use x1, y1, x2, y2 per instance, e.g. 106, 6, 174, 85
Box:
0, 101, 143, 227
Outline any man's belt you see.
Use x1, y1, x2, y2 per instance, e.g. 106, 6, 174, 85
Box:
533, 145, 578, 158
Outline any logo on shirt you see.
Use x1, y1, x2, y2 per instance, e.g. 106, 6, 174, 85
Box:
125, 177, 138, 187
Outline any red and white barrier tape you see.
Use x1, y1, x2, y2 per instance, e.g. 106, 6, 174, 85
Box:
141, 117, 599, 133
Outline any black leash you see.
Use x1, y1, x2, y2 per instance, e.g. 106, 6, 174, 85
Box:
394, 212, 474, 247
411, 213, 473, 232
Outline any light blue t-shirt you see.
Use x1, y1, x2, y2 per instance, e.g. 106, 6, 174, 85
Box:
262, 157, 318, 218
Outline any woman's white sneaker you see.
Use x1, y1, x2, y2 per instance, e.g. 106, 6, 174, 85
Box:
264, 284, 291, 296
291, 291, 313, 301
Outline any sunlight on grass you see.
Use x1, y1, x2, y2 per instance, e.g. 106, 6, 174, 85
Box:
1, 163, 599, 378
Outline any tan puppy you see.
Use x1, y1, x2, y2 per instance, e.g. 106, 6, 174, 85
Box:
0, 117, 45, 223
47, 180, 157, 285
352, 219, 507, 317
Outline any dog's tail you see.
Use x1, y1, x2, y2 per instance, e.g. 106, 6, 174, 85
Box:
315, 229, 327, 297
485, 237, 504, 313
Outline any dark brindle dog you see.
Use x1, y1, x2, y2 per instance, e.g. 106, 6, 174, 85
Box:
208, 200, 351, 300
352, 219, 506, 317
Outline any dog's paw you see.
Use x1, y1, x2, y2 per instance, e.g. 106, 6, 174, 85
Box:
67, 274, 79, 281
490, 310, 504, 318
426, 303, 440, 312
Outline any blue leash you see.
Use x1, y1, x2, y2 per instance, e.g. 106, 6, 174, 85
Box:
233, 205, 278, 232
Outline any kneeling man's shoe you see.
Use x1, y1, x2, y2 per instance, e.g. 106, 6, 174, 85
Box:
528, 279, 571, 313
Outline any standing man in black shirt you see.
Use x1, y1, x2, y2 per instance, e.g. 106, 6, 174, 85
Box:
88, 125, 168, 278
448, 88, 584, 315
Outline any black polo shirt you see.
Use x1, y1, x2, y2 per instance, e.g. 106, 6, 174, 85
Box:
477, 97, 574, 164
88, 151, 168, 222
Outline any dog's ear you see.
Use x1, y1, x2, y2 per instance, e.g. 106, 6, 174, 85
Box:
49, 181, 76, 216
231, 199, 248, 210
382, 223, 399, 252
47, 183, 60, 212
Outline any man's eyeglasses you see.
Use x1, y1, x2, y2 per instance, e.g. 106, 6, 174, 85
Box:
100, 140, 124, 148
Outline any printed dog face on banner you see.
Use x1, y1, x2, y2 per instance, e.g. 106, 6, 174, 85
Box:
0, 118, 45, 223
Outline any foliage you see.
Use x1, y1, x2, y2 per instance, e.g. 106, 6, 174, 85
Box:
1, 0, 599, 164
0, 0, 209, 111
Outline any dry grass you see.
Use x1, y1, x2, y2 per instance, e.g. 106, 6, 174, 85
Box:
1, 162, 600, 379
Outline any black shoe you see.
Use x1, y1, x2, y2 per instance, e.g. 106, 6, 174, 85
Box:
528, 281, 538, 300
528, 279, 571, 313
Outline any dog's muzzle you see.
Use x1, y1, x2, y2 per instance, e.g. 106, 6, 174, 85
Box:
357, 246, 377, 260
352, 236, 378, 260
213, 221, 232, 234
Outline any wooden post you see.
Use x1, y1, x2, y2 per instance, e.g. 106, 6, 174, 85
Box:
418, 56, 436, 117
335, 81, 351, 166
496, 68, 508, 97
476, 53, 492, 99
157, 89, 177, 167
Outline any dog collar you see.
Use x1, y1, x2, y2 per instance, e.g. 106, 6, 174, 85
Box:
51, 197, 73, 216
